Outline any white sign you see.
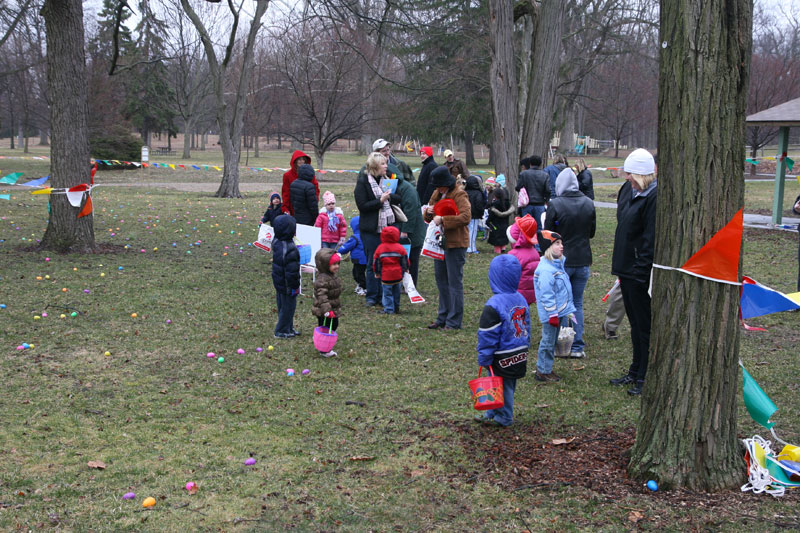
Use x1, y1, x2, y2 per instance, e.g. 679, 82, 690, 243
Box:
141, 146, 149, 162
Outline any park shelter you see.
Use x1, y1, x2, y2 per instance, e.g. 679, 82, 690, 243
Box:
746, 97, 800, 224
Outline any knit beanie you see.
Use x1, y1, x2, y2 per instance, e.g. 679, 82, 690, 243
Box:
538, 229, 562, 255
323, 191, 336, 205
420, 146, 433, 157
329, 253, 341, 267
623, 149, 656, 175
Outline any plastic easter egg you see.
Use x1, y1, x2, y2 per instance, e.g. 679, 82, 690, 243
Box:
104, 351, 111, 356
244, 458, 256, 465
165, 319, 171, 324
237, 348, 245, 355
130, 313, 137, 318
647, 480, 658, 492
36, 276, 42, 281
70, 312, 77, 317
34, 315, 41, 320
100, 273, 105, 277
29, 344, 34, 349
16, 345, 24, 351
142, 497, 156, 508
61, 288, 68, 292
118, 266, 123, 270
22, 343, 30, 349
267, 345, 274, 351
41, 312, 48, 317
45, 275, 50, 279
60, 314, 66, 319
45, 257, 50, 262
286, 368, 294, 376
122, 492, 135, 500
185, 481, 197, 493
206, 352, 215, 358
217, 357, 225, 363
0, 304, 6, 309
256, 347, 263, 353
302, 369, 310, 375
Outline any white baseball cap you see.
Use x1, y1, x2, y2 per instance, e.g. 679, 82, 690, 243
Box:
372, 138, 390, 151
623, 148, 655, 175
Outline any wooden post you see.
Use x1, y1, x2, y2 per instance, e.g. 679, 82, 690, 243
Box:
772, 126, 789, 224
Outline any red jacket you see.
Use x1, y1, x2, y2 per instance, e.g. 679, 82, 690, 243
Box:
281, 150, 320, 216
373, 226, 409, 284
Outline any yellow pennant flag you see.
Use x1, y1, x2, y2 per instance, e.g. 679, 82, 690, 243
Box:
32, 187, 53, 195
213, 166, 221, 171
169, 164, 176, 170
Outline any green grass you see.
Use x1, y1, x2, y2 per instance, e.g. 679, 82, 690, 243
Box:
1, 164, 800, 529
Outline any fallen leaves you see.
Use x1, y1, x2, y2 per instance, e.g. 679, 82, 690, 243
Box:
550, 437, 576, 446
87, 460, 106, 470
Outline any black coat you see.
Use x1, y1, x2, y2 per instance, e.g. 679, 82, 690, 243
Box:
487, 188, 512, 246
611, 181, 657, 282
353, 173, 401, 235
416, 156, 438, 205
517, 167, 551, 205
577, 169, 594, 200
271, 215, 301, 294
545, 191, 596, 267
465, 176, 486, 219
289, 175, 318, 226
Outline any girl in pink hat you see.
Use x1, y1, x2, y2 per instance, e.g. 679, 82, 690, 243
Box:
315, 191, 348, 249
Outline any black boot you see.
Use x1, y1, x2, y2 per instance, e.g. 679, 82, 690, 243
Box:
610, 374, 634, 386
627, 380, 645, 396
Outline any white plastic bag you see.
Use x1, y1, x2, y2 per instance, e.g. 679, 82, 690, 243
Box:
421, 222, 445, 260
253, 223, 274, 252
402, 272, 425, 303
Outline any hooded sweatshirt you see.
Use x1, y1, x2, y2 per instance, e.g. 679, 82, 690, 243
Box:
544, 168, 596, 267
507, 224, 540, 304
373, 226, 409, 284
312, 248, 343, 318
271, 214, 300, 294
338, 216, 366, 264
261, 192, 283, 225
282, 150, 320, 216
289, 164, 319, 226
477, 254, 531, 379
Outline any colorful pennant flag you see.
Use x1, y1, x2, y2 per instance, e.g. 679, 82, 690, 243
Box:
77, 195, 93, 218
680, 209, 743, 283
19, 176, 50, 187
740, 276, 800, 319
0, 172, 23, 184
740, 362, 778, 429
0, 194, 9, 200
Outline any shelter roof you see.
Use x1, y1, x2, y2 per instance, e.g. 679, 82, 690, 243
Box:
746, 97, 800, 126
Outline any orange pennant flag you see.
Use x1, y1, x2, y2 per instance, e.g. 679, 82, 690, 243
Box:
77, 195, 93, 218
680, 209, 742, 283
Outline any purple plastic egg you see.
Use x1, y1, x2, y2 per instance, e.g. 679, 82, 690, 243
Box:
206, 352, 215, 358
302, 369, 310, 375
237, 348, 245, 355
123, 492, 136, 500
244, 458, 256, 465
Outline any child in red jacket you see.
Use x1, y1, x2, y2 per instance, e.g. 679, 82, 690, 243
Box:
373, 226, 409, 314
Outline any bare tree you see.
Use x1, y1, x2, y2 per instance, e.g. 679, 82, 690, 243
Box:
270, 21, 374, 168
627, 0, 752, 490
180, 0, 269, 198
38, 0, 95, 252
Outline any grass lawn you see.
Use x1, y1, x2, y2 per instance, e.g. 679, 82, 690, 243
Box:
1, 153, 799, 530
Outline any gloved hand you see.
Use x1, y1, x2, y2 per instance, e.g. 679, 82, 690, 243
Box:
290, 289, 300, 297
324, 311, 336, 318
548, 314, 560, 328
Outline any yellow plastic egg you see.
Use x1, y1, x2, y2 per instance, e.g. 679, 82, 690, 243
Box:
104, 351, 111, 356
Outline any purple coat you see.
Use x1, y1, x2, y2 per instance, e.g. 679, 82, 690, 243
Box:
507, 224, 540, 304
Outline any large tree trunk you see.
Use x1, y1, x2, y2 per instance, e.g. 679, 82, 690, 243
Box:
182, 120, 193, 159
628, 0, 752, 491
38, 0, 95, 253
39, 128, 49, 146
520, 0, 565, 161
216, 133, 242, 197
464, 130, 476, 166
488, 0, 519, 195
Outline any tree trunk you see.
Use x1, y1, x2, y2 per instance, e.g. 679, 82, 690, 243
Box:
201, 132, 206, 151
520, 0, 565, 161
216, 133, 242, 197
39, 0, 95, 253
749, 143, 758, 176
516, 13, 534, 146
628, 0, 752, 491
254, 135, 259, 158
39, 128, 49, 146
182, 121, 193, 159
465, 130, 476, 166
488, 0, 519, 195
558, 99, 576, 154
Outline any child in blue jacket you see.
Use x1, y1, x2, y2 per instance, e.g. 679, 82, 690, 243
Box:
337, 216, 367, 295
533, 230, 575, 382
271, 214, 301, 338
475, 254, 531, 427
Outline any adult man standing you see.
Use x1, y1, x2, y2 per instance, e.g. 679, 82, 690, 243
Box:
544, 167, 596, 359
443, 149, 469, 184
372, 138, 415, 186
516, 155, 551, 223
415, 146, 438, 205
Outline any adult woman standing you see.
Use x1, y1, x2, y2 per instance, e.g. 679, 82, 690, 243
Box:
424, 166, 471, 329
574, 158, 594, 200
354, 152, 402, 307
609, 149, 657, 396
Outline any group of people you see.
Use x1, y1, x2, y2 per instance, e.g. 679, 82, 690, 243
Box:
263, 141, 659, 421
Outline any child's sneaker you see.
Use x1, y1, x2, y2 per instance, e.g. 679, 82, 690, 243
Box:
320, 350, 337, 358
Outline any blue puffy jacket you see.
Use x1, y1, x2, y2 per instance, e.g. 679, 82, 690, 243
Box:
477, 255, 531, 379
337, 216, 366, 265
534, 256, 576, 323
271, 214, 301, 294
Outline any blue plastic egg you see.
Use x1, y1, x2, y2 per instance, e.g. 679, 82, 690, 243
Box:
647, 480, 658, 491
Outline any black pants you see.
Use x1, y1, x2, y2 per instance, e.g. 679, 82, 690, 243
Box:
352, 262, 366, 289
620, 277, 651, 382
408, 245, 422, 287
317, 315, 339, 332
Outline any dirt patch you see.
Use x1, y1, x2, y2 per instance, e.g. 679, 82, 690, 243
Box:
449, 421, 799, 526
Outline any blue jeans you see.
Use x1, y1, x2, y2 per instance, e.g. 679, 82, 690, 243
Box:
467, 219, 479, 252
361, 231, 382, 305
434, 247, 467, 328
483, 371, 517, 426
564, 265, 590, 352
275, 291, 297, 335
536, 321, 560, 374
381, 283, 401, 313
321, 241, 338, 249
531, 205, 546, 227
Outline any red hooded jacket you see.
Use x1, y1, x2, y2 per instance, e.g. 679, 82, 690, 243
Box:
373, 226, 409, 284
282, 150, 320, 216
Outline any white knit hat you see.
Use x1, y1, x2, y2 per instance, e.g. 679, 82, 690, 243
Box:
623, 148, 655, 175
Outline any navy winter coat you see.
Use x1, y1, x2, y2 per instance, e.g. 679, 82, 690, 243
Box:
465, 176, 486, 219
289, 165, 319, 226
271, 215, 301, 294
